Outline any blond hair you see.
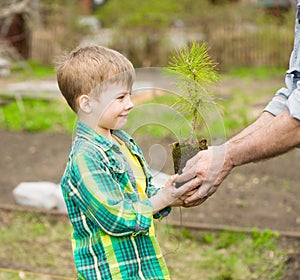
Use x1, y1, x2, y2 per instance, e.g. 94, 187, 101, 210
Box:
56, 45, 135, 112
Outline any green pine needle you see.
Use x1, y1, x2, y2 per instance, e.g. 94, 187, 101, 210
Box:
165, 41, 220, 142
167, 42, 219, 86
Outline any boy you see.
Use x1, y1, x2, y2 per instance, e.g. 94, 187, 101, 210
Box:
57, 45, 191, 279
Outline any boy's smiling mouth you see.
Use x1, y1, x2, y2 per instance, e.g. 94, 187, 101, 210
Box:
119, 113, 129, 117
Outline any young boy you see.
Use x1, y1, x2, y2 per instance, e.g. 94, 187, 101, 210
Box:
57, 45, 191, 280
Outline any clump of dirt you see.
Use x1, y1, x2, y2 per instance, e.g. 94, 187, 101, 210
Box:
172, 138, 207, 174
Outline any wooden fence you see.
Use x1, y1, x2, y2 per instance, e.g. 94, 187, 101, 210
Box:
29, 25, 294, 70
208, 24, 293, 70
30, 28, 62, 65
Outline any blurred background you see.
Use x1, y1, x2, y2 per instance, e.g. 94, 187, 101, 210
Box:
0, 0, 296, 72
1, 1, 300, 279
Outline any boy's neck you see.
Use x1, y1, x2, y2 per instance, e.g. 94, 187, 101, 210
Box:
78, 117, 113, 141
95, 126, 113, 141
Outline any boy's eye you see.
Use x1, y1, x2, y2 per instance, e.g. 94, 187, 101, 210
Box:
116, 92, 131, 100
117, 95, 125, 100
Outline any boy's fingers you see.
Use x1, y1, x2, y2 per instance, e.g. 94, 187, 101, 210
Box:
165, 174, 178, 187
182, 197, 207, 208
185, 189, 199, 196
183, 190, 203, 204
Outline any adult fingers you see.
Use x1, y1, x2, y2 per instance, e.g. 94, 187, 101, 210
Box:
175, 167, 197, 186
184, 183, 218, 204
173, 176, 202, 197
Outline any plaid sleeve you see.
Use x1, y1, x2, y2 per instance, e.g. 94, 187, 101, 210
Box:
131, 143, 172, 219
147, 178, 172, 220
69, 151, 153, 236
137, 145, 173, 219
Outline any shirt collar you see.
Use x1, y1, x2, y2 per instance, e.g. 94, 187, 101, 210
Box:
75, 120, 135, 152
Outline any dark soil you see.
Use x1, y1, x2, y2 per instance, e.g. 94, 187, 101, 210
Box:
172, 139, 208, 174
1, 129, 300, 279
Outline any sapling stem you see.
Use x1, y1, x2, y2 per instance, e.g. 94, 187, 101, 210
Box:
165, 42, 219, 142
165, 41, 220, 174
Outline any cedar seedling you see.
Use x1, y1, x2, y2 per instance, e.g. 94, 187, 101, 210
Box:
165, 42, 220, 174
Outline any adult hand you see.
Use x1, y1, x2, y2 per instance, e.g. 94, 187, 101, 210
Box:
170, 189, 206, 207
150, 174, 200, 213
181, 195, 208, 207
175, 144, 233, 204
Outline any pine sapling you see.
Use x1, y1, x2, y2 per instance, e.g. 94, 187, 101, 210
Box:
165, 42, 220, 175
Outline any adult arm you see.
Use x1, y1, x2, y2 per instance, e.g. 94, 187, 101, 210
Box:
230, 111, 274, 141
179, 110, 300, 204
228, 110, 300, 165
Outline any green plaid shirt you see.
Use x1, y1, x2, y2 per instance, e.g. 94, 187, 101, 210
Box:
60, 121, 171, 279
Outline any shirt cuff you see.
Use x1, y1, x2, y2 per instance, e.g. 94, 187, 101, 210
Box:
287, 88, 300, 120
264, 91, 288, 116
132, 200, 152, 235
153, 206, 172, 220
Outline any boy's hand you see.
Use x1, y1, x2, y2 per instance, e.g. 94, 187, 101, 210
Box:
170, 189, 199, 207
150, 175, 198, 213
149, 175, 202, 214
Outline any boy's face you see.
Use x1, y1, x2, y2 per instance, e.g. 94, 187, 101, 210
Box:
90, 82, 134, 135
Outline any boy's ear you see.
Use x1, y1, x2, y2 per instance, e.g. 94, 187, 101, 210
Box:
78, 95, 91, 113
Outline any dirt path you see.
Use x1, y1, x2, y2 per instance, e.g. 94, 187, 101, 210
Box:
1, 129, 300, 234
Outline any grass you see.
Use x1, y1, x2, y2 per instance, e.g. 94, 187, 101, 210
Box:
0, 210, 75, 279
0, 90, 266, 139
0, 97, 76, 133
226, 66, 285, 80
0, 92, 227, 141
11, 60, 56, 80
127, 93, 192, 139
0, 210, 287, 280
0, 65, 284, 138
0, 65, 284, 140
158, 225, 285, 280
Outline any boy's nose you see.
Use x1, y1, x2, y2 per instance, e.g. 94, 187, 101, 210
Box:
125, 96, 134, 110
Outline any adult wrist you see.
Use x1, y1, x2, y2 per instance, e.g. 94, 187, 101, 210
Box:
224, 141, 238, 169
